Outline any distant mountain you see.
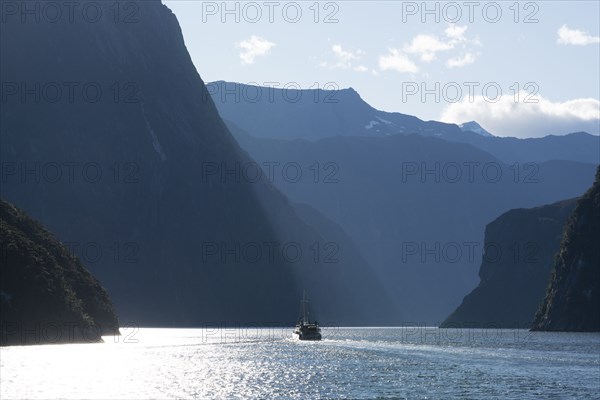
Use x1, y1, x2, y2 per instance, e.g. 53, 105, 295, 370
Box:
226, 120, 597, 322
532, 167, 600, 331
449, 131, 600, 165
210, 81, 466, 140
440, 198, 577, 329
1, 198, 119, 346
213, 82, 599, 165
459, 121, 494, 137
0, 0, 393, 325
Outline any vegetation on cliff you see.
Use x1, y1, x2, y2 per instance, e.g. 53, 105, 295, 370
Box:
532, 166, 600, 331
1, 199, 119, 345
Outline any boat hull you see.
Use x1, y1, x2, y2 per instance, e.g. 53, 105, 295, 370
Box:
297, 333, 322, 341
294, 324, 322, 341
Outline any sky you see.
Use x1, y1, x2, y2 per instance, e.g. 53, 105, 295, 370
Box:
164, 1, 600, 138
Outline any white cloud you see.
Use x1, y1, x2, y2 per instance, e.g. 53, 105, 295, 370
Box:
332, 44, 361, 61
237, 35, 275, 65
404, 34, 454, 62
320, 44, 366, 71
557, 25, 600, 46
400, 25, 479, 64
378, 48, 419, 73
445, 25, 468, 41
379, 24, 480, 73
441, 93, 600, 138
446, 52, 476, 68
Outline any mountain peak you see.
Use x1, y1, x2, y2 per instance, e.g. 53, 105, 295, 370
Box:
459, 121, 494, 137
209, 81, 468, 140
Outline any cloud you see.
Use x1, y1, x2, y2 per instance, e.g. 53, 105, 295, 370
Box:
237, 36, 275, 64
378, 49, 419, 73
378, 24, 480, 73
403, 24, 478, 62
446, 52, 476, 68
332, 44, 361, 62
404, 34, 454, 62
445, 25, 468, 41
440, 93, 600, 138
557, 25, 600, 46
320, 44, 367, 71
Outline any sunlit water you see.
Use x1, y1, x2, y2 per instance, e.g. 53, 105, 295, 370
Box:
1, 327, 599, 399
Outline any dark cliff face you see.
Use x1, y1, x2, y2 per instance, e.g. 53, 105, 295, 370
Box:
1, 198, 119, 346
532, 167, 600, 331
0, 1, 394, 325
440, 198, 578, 328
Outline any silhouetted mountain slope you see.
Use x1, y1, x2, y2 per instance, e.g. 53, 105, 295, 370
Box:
450, 131, 600, 164
226, 122, 597, 322
291, 202, 398, 323
214, 82, 599, 165
440, 199, 577, 329
0, 1, 393, 325
532, 167, 600, 331
211, 81, 466, 140
1, 198, 118, 346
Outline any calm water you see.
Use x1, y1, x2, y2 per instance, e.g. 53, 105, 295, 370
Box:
1, 327, 599, 399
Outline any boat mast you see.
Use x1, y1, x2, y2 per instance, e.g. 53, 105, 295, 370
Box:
302, 290, 308, 322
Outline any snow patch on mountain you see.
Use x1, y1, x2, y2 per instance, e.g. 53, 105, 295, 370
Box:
459, 121, 494, 137
365, 120, 380, 129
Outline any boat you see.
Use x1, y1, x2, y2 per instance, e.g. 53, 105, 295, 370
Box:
294, 291, 322, 341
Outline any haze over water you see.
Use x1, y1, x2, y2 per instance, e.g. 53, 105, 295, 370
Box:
2, 328, 599, 399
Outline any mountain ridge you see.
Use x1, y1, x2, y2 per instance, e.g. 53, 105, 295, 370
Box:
212, 81, 599, 165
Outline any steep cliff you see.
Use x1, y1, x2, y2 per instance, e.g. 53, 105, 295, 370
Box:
0, 0, 393, 325
441, 199, 577, 328
532, 167, 600, 331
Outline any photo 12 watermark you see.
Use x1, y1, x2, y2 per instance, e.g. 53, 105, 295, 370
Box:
198, 322, 341, 343
400, 2, 540, 23
199, 1, 340, 24
0, 239, 140, 267
0, 1, 141, 24
397, 324, 538, 344
0, 81, 140, 105
400, 161, 540, 184
200, 241, 340, 265
399, 240, 541, 265
61, 241, 140, 265
400, 81, 539, 104
1, 161, 141, 185
201, 161, 340, 184
205, 81, 340, 104
0, 321, 139, 345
